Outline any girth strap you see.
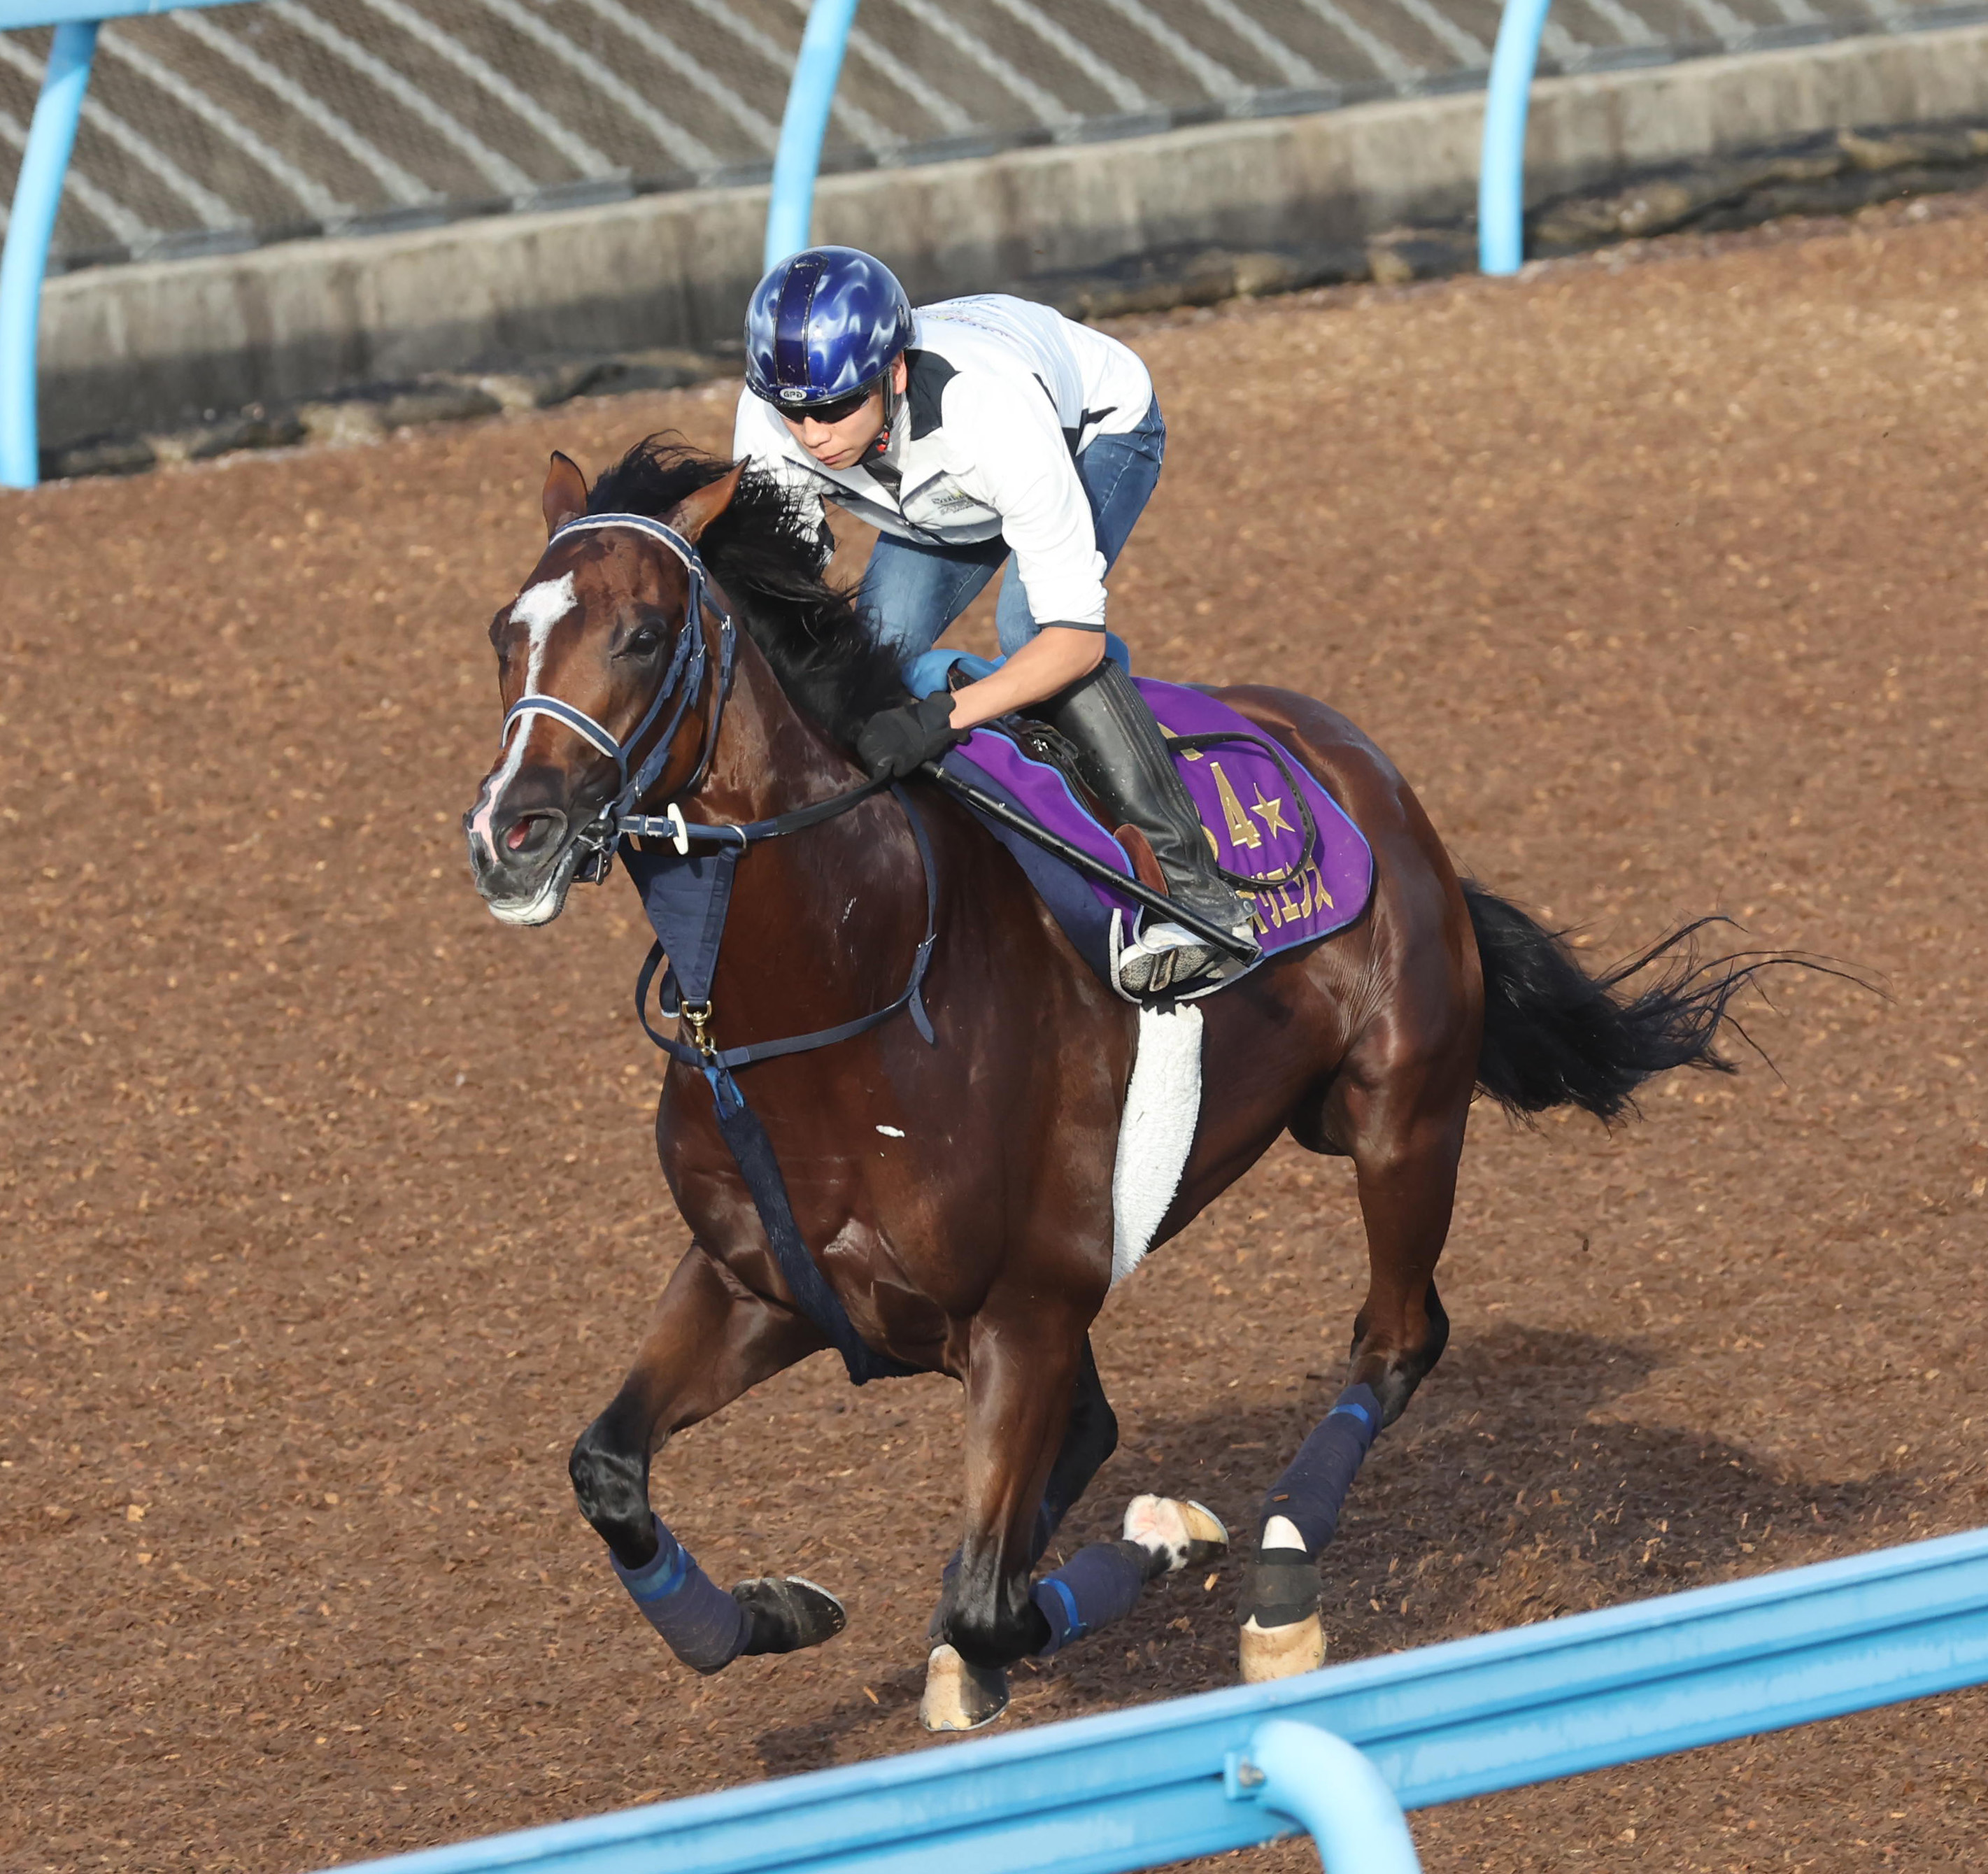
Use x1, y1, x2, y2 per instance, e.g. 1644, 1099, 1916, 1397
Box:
626, 783, 938, 1385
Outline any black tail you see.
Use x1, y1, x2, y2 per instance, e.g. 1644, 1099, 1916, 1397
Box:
1463, 881, 1798, 1125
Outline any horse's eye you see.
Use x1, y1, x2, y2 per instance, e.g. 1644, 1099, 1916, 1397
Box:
623, 625, 663, 658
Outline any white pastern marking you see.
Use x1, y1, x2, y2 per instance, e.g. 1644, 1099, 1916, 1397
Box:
469, 572, 581, 849
1262, 1515, 1305, 1550
875, 1124, 905, 1138
1123, 1494, 1192, 1570
1110, 1002, 1204, 1286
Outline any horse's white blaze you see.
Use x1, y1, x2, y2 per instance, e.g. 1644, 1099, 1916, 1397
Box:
468, 572, 580, 851
512, 572, 580, 683
1110, 1002, 1204, 1285
875, 1124, 905, 1138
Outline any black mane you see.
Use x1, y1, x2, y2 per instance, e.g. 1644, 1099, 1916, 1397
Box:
586, 434, 909, 746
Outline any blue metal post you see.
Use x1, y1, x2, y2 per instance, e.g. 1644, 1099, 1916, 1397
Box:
0, 17, 98, 488
1478, 0, 1552, 276
1235, 1719, 1422, 1873
762, 0, 860, 271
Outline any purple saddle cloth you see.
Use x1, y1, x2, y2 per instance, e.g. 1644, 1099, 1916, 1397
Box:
942, 679, 1373, 994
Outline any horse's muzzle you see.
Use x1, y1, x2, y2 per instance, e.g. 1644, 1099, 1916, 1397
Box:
464, 804, 581, 925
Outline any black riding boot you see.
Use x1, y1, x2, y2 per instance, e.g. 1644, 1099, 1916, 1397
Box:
1035, 660, 1258, 993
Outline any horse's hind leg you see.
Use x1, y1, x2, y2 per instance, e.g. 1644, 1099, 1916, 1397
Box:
1239, 1038, 1470, 1682
1035, 1342, 1226, 1618
569, 1240, 833, 1675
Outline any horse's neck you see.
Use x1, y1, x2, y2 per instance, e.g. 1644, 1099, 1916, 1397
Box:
682, 627, 916, 1012
693, 624, 862, 827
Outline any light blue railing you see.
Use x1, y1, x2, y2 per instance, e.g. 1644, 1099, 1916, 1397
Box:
319, 1526, 1988, 1873
0, 15, 92, 487
761, 0, 860, 272
2, 0, 1554, 488
3, 0, 1844, 481
0, 0, 851, 488
1479, 0, 1555, 274
0, 0, 255, 487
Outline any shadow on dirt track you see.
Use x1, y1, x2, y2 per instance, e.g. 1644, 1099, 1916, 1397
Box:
750, 1322, 1910, 1776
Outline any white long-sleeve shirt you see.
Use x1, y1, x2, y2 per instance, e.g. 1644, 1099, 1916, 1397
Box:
732, 294, 1153, 629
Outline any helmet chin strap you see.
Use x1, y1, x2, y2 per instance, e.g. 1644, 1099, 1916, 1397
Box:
861, 357, 906, 466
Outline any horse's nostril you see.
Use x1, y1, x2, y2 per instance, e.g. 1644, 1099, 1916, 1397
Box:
492, 809, 565, 867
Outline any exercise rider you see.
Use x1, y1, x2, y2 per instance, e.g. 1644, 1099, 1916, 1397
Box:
732, 246, 1258, 997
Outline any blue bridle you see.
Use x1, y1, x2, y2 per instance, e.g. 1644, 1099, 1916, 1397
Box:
498, 511, 736, 874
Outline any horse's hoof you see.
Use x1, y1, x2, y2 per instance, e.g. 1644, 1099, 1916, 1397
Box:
1123, 1494, 1230, 1574
1239, 1610, 1326, 1682
733, 1576, 846, 1656
919, 1642, 1010, 1732
1236, 1545, 1323, 1682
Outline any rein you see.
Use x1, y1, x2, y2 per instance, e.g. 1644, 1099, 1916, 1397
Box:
500, 509, 928, 1385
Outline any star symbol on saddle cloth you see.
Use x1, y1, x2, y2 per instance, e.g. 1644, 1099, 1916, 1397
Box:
1249, 786, 1292, 837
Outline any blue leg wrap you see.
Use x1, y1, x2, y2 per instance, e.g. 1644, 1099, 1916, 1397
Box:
1030, 1540, 1152, 1656
611, 1513, 749, 1675
1260, 1383, 1383, 1554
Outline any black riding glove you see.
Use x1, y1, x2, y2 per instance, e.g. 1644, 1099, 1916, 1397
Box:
855, 692, 963, 781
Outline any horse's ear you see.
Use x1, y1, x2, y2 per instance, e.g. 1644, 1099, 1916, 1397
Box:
665, 461, 746, 545
541, 451, 588, 537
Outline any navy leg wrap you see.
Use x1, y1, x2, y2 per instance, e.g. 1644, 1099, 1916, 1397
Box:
1030, 1540, 1156, 1656
1260, 1383, 1382, 1554
611, 1513, 749, 1675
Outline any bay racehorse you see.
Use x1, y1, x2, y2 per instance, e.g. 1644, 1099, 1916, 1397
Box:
464, 437, 1770, 1729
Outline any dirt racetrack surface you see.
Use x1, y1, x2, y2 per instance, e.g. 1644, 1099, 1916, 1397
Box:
6, 196, 1988, 1873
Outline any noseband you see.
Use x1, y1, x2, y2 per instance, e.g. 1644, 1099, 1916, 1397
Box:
499, 511, 736, 880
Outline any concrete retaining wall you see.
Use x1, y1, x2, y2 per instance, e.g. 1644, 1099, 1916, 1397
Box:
37, 22, 1988, 448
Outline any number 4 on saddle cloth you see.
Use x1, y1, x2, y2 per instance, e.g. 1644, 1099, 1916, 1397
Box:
930, 660, 1374, 998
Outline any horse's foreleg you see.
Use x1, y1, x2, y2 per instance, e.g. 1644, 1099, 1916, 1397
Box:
1028, 1343, 1231, 1637
1240, 1049, 1469, 1682
569, 1241, 831, 1675
1035, 1335, 1125, 1562
920, 1307, 1080, 1729
924, 1319, 1226, 1731
928, 1333, 1116, 1625
938, 1309, 1078, 1666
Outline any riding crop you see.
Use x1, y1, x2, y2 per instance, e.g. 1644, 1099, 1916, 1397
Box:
917, 762, 1261, 963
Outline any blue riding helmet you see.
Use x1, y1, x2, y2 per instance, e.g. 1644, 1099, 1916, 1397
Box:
744, 246, 914, 410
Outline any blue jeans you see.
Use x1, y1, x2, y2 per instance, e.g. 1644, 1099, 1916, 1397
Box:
859, 401, 1165, 665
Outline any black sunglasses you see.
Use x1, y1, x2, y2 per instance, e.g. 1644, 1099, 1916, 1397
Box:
768, 385, 875, 427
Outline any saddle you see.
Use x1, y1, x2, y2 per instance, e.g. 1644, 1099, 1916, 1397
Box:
930, 664, 1375, 998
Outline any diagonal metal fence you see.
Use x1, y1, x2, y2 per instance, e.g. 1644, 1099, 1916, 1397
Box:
1, 0, 1979, 277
